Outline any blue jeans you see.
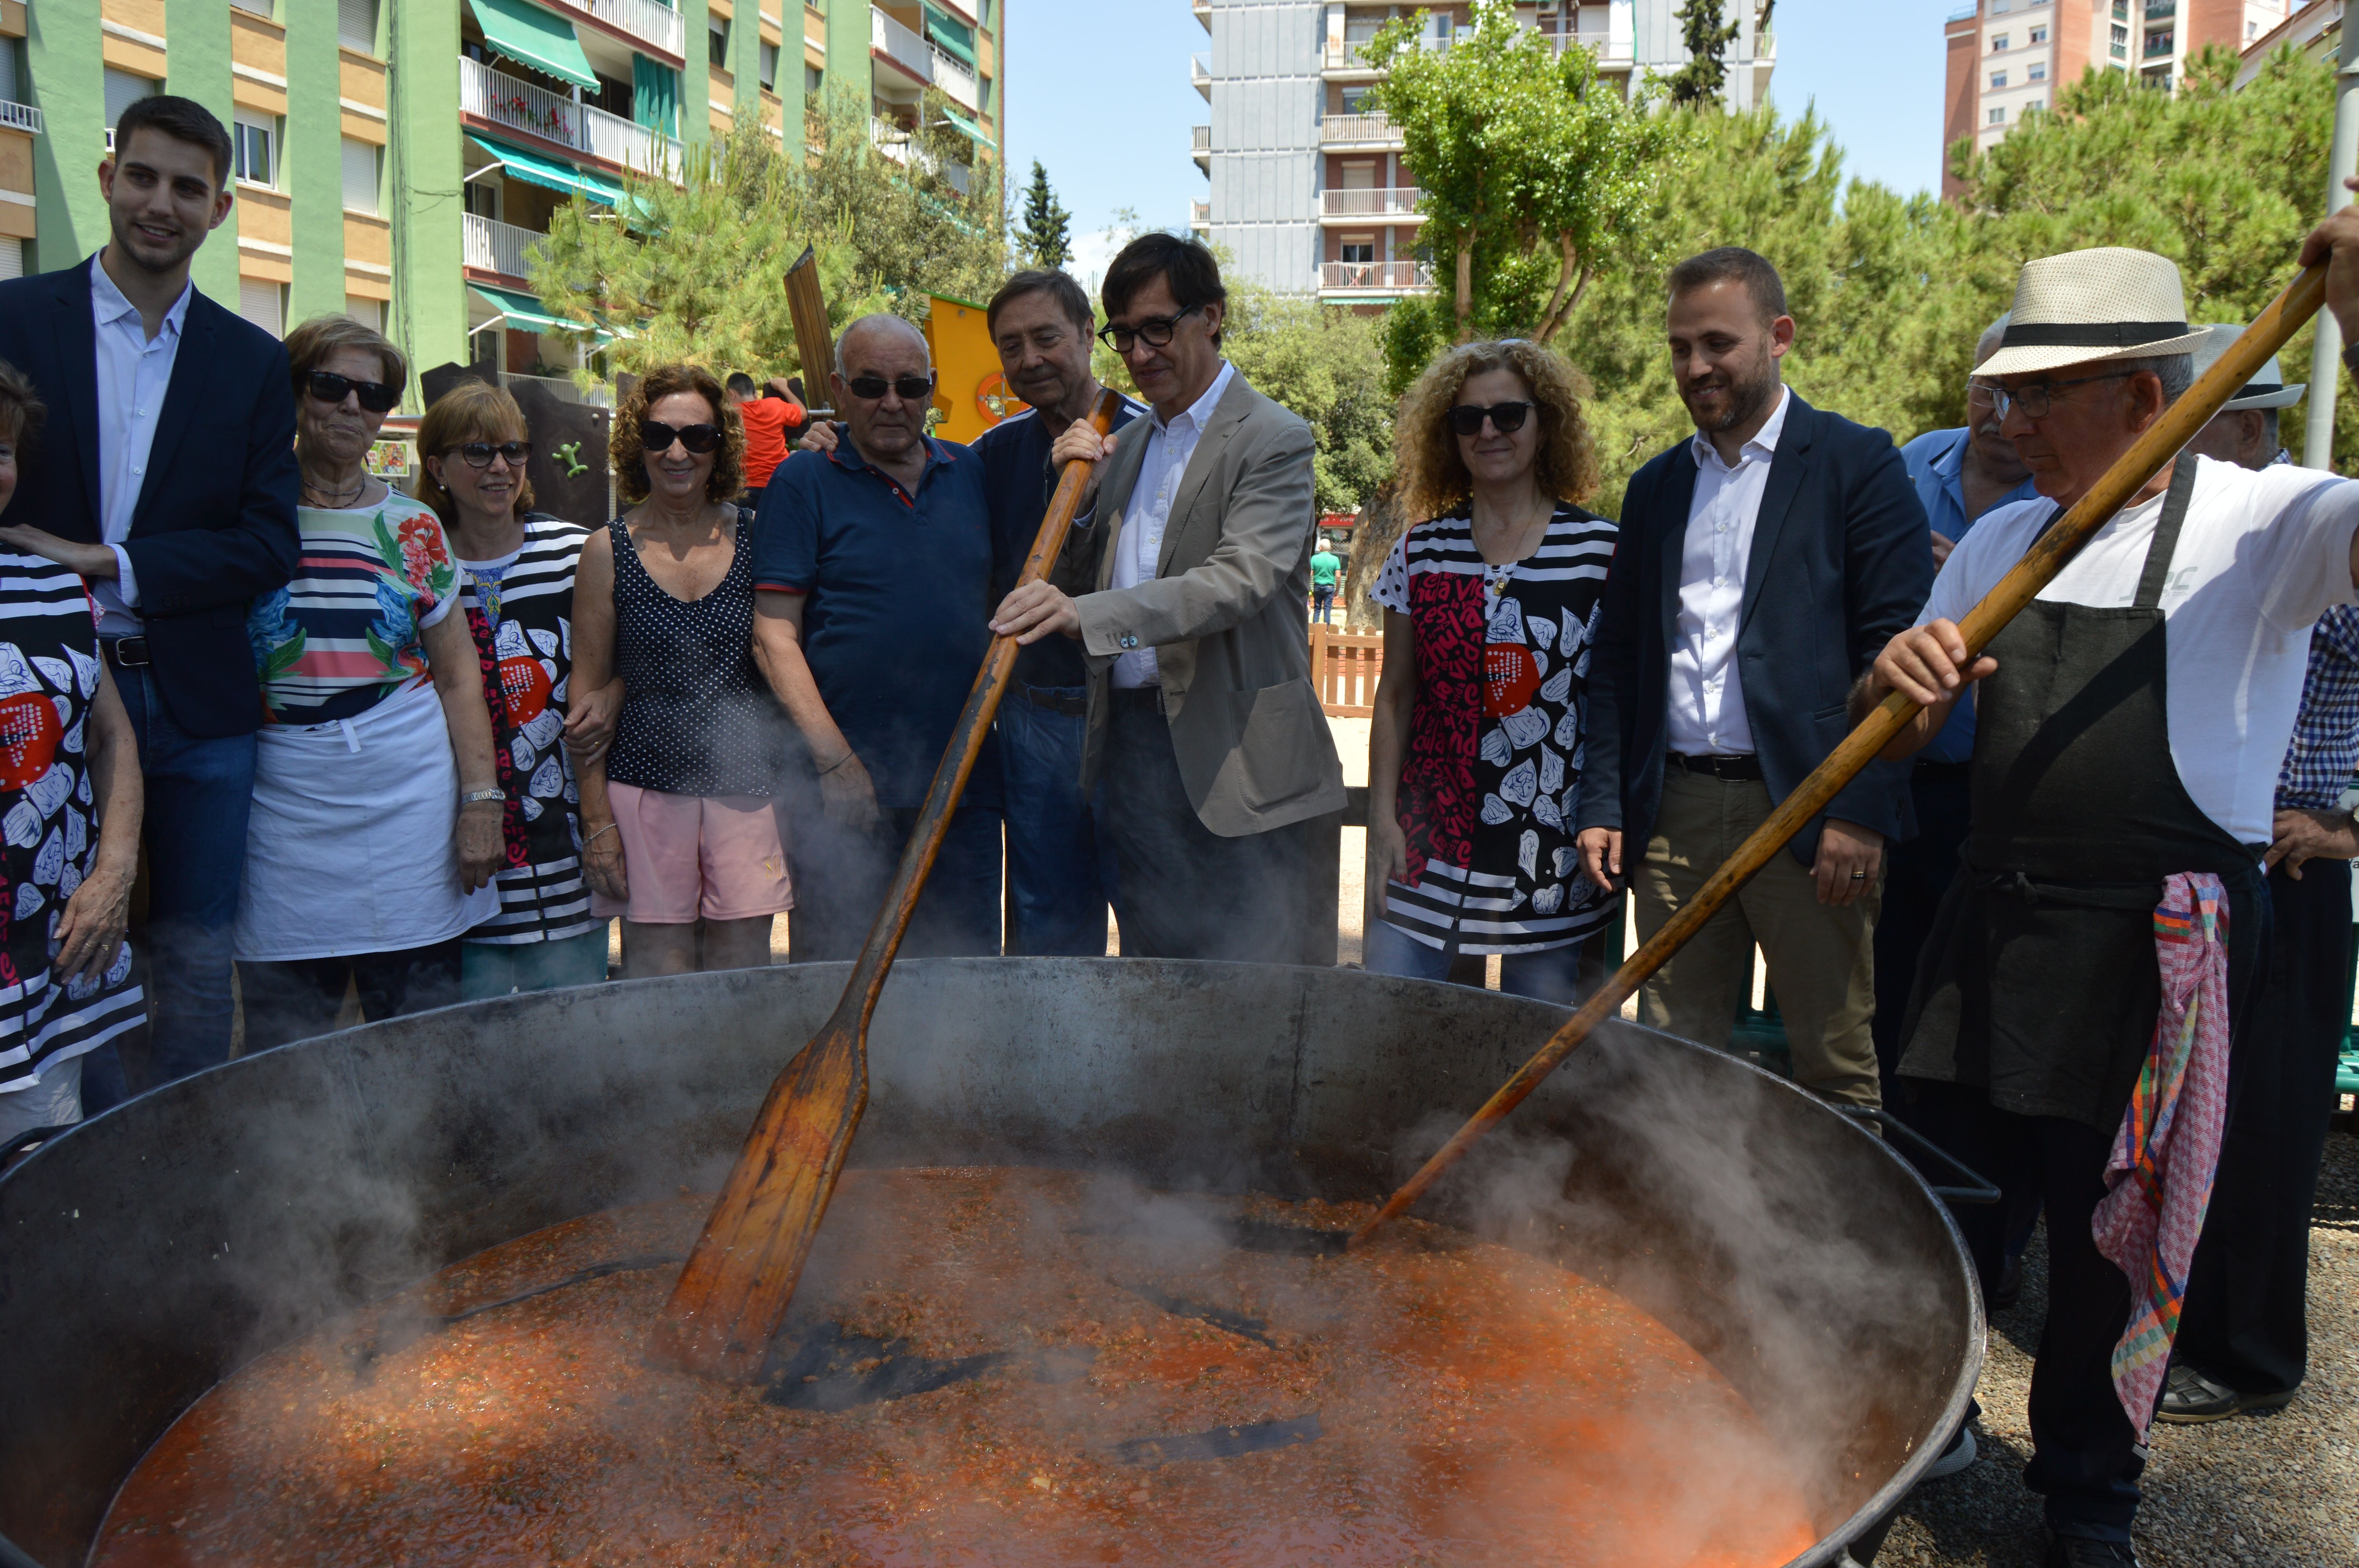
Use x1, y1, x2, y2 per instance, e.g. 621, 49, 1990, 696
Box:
997, 686, 1118, 957
1362, 915, 1586, 1005
80, 667, 258, 1111
1312, 587, 1336, 624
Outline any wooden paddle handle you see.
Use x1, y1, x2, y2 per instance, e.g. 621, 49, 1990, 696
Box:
1349, 263, 2331, 1247
782, 247, 834, 398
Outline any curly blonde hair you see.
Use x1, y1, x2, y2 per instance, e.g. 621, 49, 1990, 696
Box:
611, 364, 744, 505
1393, 340, 1600, 521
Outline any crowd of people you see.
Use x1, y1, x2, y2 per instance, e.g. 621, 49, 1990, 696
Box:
1, 92, 2357, 1568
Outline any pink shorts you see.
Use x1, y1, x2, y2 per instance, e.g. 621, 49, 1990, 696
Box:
593, 782, 794, 925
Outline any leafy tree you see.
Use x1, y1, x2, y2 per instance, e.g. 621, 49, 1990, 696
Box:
1221, 284, 1395, 517
528, 93, 1006, 383
1667, 0, 1741, 107
1364, 0, 1677, 356
1017, 160, 1073, 270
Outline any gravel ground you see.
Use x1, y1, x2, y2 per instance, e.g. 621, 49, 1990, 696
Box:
1874, 1125, 2359, 1568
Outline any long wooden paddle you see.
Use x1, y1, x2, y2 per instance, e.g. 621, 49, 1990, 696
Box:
649, 388, 1124, 1380
1349, 263, 2331, 1249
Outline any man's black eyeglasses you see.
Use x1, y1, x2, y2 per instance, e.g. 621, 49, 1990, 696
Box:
451, 441, 531, 469
843, 374, 936, 402
1992, 371, 2132, 423
1446, 401, 1535, 436
640, 420, 724, 455
306, 370, 401, 414
1098, 303, 1202, 355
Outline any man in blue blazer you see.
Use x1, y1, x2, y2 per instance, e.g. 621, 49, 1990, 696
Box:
0, 96, 299, 1102
1575, 247, 1930, 1109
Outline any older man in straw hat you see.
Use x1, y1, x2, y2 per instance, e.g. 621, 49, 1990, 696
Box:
2180, 323, 2306, 469
1856, 227, 2359, 1568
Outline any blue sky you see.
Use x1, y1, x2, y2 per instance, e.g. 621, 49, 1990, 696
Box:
999, 0, 1959, 280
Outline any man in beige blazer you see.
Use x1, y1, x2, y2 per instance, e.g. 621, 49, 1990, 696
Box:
991, 234, 1344, 958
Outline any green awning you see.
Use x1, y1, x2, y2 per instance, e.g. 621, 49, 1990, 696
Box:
466, 134, 624, 205
938, 108, 996, 150
467, 0, 598, 92
469, 283, 606, 342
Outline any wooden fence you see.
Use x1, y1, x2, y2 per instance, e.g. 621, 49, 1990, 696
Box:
1310, 625, 1383, 717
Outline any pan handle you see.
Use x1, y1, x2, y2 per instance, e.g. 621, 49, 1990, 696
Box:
1841, 1108, 2001, 1206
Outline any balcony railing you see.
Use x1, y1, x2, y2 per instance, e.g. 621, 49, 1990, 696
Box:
2144, 28, 2174, 56
1191, 123, 1210, 151
1541, 30, 1634, 63
1319, 111, 1401, 147
1190, 200, 1209, 227
464, 212, 547, 280
578, 0, 685, 56
1322, 186, 1421, 218
870, 118, 970, 196
1318, 260, 1431, 291
0, 100, 43, 135
1191, 53, 1210, 94
460, 56, 682, 180
929, 42, 978, 109
871, 5, 932, 85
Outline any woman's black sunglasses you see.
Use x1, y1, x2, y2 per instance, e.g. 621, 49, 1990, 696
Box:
451, 441, 532, 469
306, 370, 401, 414
1446, 401, 1536, 436
640, 420, 725, 455
843, 374, 936, 402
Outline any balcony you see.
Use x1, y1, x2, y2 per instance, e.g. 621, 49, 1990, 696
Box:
1318, 111, 1401, 149
871, 5, 931, 87
870, 118, 971, 196
576, 0, 685, 58
464, 212, 547, 281
0, 100, 41, 135
1191, 53, 1210, 99
1541, 30, 1635, 66
1191, 122, 1209, 172
1189, 200, 1209, 231
929, 42, 978, 109
2144, 28, 2174, 56
2143, 0, 2174, 16
1322, 187, 1422, 221
1318, 260, 1431, 294
460, 56, 683, 180
1191, 0, 1209, 31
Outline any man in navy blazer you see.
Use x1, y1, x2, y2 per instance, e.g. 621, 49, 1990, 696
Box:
0, 96, 298, 1102
1576, 247, 1930, 1109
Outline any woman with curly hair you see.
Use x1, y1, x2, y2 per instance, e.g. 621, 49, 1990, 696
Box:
1363, 339, 1619, 1002
234, 315, 503, 1048
571, 363, 791, 978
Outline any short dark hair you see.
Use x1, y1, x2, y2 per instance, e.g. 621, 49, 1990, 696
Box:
113, 95, 234, 189
1667, 246, 1788, 326
1101, 233, 1227, 340
987, 269, 1094, 340
0, 357, 45, 453
725, 372, 756, 397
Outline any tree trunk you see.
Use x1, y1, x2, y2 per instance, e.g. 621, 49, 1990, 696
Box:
1454, 246, 1474, 342
1343, 481, 1409, 633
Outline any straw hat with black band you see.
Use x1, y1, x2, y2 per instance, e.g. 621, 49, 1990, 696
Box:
1972, 247, 2210, 379
2187, 323, 2306, 411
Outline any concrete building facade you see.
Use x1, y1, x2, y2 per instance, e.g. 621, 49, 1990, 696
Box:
1190, 0, 1774, 303
1941, 0, 2290, 198
0, 0, 1002, 402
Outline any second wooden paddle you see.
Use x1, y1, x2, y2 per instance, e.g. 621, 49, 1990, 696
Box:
648, 388, 1123, 1381
1350, 261, 2331, 1249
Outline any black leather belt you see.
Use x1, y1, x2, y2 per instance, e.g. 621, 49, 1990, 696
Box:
1668, 751, 1761, 780
1024, 687, 1089, 717
101, 636, 152, 670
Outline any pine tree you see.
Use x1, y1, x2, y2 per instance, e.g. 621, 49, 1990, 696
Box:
1017, 161, 1073, 270
1667, 0, 1742, 107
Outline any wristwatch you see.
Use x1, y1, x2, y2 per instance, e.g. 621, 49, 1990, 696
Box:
460, 787, 507, 805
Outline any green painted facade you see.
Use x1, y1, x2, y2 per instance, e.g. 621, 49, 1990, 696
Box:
21, 0, 104, 272
390, 0, 469, 384
281, 0, 345, 327
162, 0, 235, 302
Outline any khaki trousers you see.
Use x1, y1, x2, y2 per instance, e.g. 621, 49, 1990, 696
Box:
1634, 768, 1883, 1108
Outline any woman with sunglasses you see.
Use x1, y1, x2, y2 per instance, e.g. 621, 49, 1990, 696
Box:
572, 363, 791, 978
1363, 339, 1619, 1003
233, 315, 504, 1047
414, 379, 620, 1000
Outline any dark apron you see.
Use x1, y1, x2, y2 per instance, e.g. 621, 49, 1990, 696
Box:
1899, 460, 2266, 1131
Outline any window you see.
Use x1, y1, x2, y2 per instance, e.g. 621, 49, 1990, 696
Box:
345, 295, 383, 333
0, 33, 18, 102
464, 180, 501, 220
805, 64, 823, 95
2028, 60, 2047, 80
231, 0, 274, 16
341, 137, 380, 214
338, 0, 380, 53
1990, 33, 2008, 51
1340, 85, 1373, 113
2026, 99, 2045, 113
1990, 70, 2007, 89
1989, 105, 2006, 123
2029, 25, 2046, 42
709, 15, 731, 68
2112, 22, 2128, 47
233, 114, 275, 187
1340, 240, 1374, 264
103, 68, 157, 134
238, 278, 284, 338
1990, 0, 2010, 10
759, 40, 780, 92
0, 238, 23, 282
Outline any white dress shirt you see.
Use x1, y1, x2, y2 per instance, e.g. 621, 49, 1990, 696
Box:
89, 252, 190, 637
1110, 358, 1236, 689
1665, 384, 1790, 757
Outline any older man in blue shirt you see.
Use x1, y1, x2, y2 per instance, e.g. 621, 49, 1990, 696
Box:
1874, 314, 2041, 1102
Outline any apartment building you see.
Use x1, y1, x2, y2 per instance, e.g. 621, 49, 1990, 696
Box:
1189, 0, 1773, 304
0, 0, 1001, 402
2233, 0, 2339, 85
1941, 0, 2290, 197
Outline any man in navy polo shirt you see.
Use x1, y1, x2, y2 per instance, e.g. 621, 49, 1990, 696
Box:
752, 313, 1002, 960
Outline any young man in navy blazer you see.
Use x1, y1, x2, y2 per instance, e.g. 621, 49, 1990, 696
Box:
1574, 247, 1930, 1109
0, 96, 300, 1102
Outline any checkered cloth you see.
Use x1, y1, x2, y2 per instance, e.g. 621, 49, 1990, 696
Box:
2274, 605, 2359, 810
2091, 872, 2234, 1439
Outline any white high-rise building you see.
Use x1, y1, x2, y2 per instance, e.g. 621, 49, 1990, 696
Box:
1189, 1, 1775, 304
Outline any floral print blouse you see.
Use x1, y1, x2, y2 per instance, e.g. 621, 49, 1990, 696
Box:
248, 490, 460, 725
